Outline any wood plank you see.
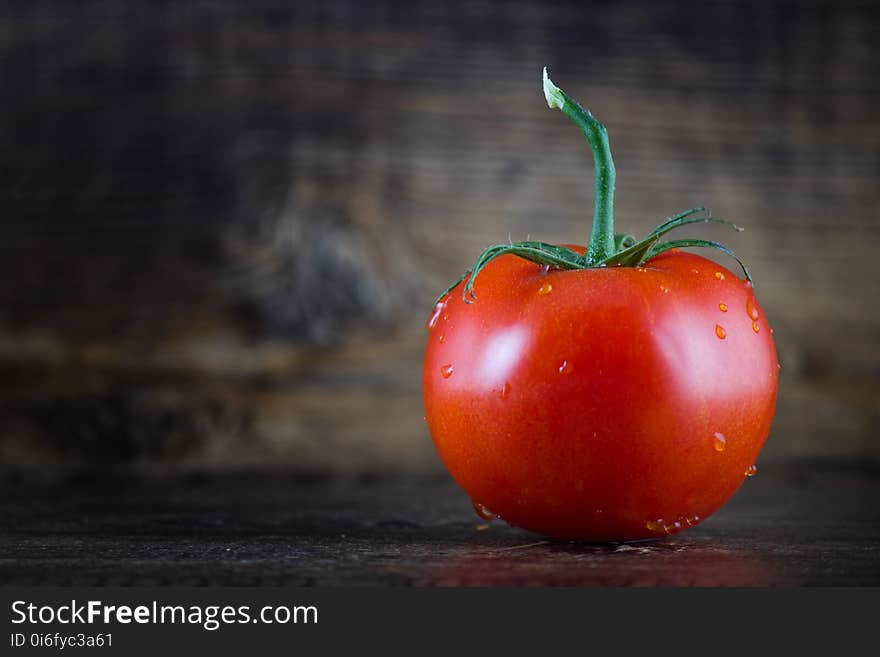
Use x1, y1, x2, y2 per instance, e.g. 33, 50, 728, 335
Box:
1, 0, 878, 479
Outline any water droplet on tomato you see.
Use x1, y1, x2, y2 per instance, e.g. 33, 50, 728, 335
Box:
442, 314, 449, 322
438, 334, 445, 343
752, 321, 760, 333
663, 522, 681, 535
499, 382, 511, 399
440, 364, 454, 379
745, 464, 758, 477
472, 501, 495, 521
558, 360, 574, 374
646, 519, 664, 533
746, 297, 759, 321
692, 268, 700, 275
713, 432, 727, 451
659, 284, 670, 294
719, 302, 728, 312
715, 324, 727, 339
715, 271, 725, 281
538, 264, 550, 274
538, 282, 553, 295
427, 301, 446, 330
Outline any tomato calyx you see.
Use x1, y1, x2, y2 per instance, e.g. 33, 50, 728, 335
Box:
438, 69, 754, 305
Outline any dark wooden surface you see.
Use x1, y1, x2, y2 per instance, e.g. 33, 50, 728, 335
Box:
1, 0, 879, 480
2, 464, 878, 586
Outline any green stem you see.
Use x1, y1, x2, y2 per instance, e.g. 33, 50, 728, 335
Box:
437, 69, 752, 309
543, 68, 616, 264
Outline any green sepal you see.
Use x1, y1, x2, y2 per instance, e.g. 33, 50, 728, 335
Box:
445, 208, 749, 307
643, 238, 753, 283
597, 210, 742, 268
461, 241, 585, 303
434, 270, 470, 305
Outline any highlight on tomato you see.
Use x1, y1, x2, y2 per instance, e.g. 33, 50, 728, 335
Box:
422, 68, 778, 542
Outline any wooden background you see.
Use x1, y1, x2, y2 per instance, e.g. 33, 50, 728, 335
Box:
1, 0, 878, 481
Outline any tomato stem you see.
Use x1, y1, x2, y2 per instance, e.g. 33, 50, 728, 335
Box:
543, 67, 616, 265
437, 70, 754, 306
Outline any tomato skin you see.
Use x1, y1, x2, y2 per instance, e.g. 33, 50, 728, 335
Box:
423, 248, 778, 542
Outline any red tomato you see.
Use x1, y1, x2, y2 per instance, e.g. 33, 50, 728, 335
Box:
423, 247, 778, 541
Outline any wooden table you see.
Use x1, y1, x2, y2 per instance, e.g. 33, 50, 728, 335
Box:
3, 464, 878, 586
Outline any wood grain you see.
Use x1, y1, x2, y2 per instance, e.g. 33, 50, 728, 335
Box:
2, 466, 878, 585
1, 0, 878, 479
